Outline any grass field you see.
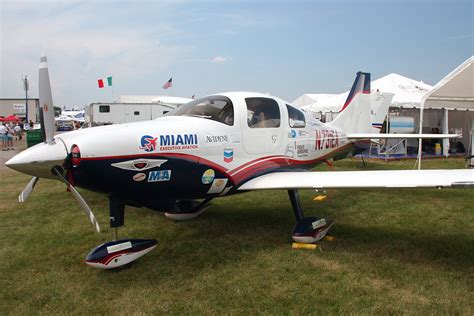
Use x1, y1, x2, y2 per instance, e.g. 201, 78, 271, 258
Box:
1, 158, 473, 314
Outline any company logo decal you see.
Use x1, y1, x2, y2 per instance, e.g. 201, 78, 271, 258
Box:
148, 170, 172, 182
111, 159, 167, 171
288, 130, 297, 138
139, 135, 158, 152
223, 148, 234, 163
133, 173, 146, 182
139, 134, 198, 152
206, 135, 229, 144
201, 169, 215, 184
160, 134, 198, 151
297, 144, 309, 157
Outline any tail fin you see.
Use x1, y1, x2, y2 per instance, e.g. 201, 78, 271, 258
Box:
329, 71, 371, 134
370, 92, 393, 133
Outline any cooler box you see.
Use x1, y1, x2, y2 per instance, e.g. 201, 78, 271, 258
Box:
26, 130, 43, 148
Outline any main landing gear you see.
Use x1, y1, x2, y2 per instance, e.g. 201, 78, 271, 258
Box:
288, 189, 334, 244
85, 196, 158, 269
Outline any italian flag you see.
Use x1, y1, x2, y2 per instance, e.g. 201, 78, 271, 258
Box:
98, 76, 112, 88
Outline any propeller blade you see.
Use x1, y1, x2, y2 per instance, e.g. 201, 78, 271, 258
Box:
67, 183, 101, 233
39, 55, 56, 143
52, 167, 101, 233
18, 177, 39, 203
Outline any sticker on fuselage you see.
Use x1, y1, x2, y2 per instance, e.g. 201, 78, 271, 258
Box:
112, 159, 167, 171
107, 241, 132, 254
201, 169, 215, 184
139, 135, 158, 152
223, 148, 233, 163
312, 218, 327, 229
297, 144, 309, 158
315, 130, 339, 151
148, 170, 172, 182
207, 178, 228, 194
139, 134, 199, 152
205, 135, 230, 146
133, 173, 147, 182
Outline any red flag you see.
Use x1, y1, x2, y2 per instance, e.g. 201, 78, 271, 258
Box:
162, 77, 172, 89
98, 79, 104, 88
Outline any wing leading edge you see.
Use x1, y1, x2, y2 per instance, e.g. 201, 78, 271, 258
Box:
237, 169, 474, 190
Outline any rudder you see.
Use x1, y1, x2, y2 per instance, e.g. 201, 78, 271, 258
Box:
329, 71, 372, 134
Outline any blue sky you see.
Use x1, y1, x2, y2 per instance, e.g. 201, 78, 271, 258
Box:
1, 0, 472, 108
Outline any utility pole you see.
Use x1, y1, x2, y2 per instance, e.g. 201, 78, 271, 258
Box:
23, 75, 29, 122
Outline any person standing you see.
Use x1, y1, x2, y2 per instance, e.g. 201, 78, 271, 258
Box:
0, 123, 7, 151
6, 123, 14, 150
14, 123, 22, 141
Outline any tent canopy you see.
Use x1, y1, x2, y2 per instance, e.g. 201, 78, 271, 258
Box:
423, 56, 474, 111
4, 115, 21, 122
293, 73, 433, 112
293, 93, 348, 112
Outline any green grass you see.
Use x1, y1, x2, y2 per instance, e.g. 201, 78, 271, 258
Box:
1, 158, 473, 314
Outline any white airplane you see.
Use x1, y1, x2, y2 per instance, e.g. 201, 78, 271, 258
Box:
6, 56, 474, 269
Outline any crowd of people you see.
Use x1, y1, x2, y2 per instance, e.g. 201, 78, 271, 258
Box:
0, 121, 30, 151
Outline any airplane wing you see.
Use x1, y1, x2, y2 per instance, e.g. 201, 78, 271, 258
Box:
237, 169, 474, 190
347, 133, 459, 139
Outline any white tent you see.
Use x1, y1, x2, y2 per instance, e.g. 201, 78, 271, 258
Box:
293, 93, 348, 112
423, 56, 474, 110
417, 56, 474, 166
372, 73, 432, 108
293, 73, 433, 113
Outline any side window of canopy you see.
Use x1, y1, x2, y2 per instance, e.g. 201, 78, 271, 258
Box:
286, 104, 306, 128
170, 95, 234, 126
245, 97, 281, 128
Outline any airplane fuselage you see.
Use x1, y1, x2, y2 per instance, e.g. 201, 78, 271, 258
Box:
8, 92, 354, 211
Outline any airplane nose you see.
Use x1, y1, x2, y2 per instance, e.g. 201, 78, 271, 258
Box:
5, 140, 68, 179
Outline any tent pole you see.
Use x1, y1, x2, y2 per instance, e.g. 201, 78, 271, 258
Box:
442, 108, 449, 158
417, 105, 424, 170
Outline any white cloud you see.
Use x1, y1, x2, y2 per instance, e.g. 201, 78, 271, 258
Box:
0, 1, 185, 106
211, 56, 229, 64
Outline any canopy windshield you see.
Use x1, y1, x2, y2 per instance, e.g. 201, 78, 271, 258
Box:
169, 95, 234, 126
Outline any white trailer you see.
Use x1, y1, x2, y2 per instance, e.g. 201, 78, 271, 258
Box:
85, 97, 192, 126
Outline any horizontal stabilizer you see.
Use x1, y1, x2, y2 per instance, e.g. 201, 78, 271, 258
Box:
238, 169, 474, 190
347, 133, 460, 139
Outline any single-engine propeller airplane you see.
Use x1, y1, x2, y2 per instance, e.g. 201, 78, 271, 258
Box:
6, 56, 474, 269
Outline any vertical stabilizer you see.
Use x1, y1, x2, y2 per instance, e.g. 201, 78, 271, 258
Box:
39, 55, 55, 142
329, 71, 372, 134
370, 92, 393, 133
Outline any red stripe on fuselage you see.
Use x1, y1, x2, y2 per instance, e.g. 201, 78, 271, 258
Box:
80, 143, 355, 187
